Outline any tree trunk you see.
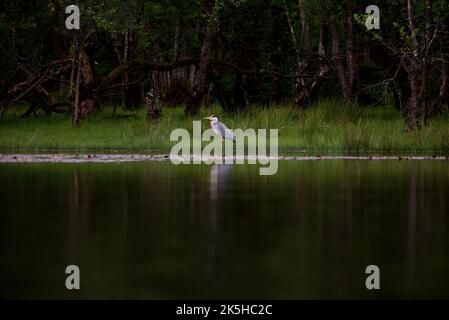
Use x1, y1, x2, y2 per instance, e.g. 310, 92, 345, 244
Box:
421, 0, 434, 124
269, 2, 283, 104
145, 93, 162, 121
185, 0, 215, 116
329, 0, 356, 104
122, 29, 142, 110
405, 0, 422, 130
329, 2, 349, 103
295, 24, 330, 107
72, 54, 82, 127
407, 76, 421, 130
78, 47, 97, 119
293, 0, 310, 108
345, 0, 356, 101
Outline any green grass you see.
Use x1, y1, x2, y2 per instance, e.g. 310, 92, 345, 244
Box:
1, 100, 448, 155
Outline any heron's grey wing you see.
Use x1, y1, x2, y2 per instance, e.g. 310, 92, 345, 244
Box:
216, 122, 235, 141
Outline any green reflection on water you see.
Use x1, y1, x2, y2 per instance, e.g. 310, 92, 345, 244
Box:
0, 160, 448, 299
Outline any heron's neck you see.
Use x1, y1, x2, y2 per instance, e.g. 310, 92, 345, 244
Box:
210, 118, 218, 125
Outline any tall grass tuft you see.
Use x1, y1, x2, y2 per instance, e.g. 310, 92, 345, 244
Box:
342, 118, 372, 153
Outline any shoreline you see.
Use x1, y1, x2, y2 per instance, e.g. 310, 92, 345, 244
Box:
1, 153, 448, 163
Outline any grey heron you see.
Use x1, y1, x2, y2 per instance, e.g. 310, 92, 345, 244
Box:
203, 115, 236, 142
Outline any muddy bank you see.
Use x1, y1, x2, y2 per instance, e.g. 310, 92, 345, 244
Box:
0, 154, 448, 163
0, 154, 168, 163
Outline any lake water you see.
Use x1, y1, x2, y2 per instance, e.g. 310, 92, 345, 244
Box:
1, 160, 448, 299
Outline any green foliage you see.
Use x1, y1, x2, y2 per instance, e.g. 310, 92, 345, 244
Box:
1, 0, 449, 137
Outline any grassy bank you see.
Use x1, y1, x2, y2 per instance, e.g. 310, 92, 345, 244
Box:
1, 100, 448, 154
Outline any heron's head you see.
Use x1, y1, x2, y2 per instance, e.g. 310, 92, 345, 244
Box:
203, 115, 218, 122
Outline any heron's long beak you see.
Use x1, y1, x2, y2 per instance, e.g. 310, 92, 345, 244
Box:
203, 117, 210, 120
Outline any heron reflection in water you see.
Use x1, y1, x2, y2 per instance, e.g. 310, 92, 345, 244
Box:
209, 164, 234, 201
204, 163, 234, 298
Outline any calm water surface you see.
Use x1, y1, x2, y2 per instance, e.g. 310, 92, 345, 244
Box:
1, 160, 448, 299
